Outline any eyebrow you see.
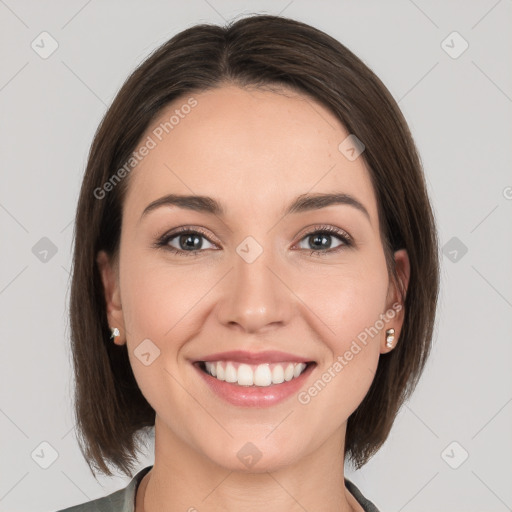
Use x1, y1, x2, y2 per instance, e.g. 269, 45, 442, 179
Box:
140, 192, 371, 222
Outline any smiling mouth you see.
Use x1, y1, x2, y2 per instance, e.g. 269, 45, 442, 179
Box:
195, 360, 316, 387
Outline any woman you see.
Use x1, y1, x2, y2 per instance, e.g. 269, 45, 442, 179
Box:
57, 13, 439, 512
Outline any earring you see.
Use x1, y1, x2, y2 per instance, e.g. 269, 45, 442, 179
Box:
110, 327, 120, 339
385, 328, 395, 348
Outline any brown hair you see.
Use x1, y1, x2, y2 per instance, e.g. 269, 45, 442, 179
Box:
70, 13, 439, 478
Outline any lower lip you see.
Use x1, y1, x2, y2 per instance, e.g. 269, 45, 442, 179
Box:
193, 362, 316, 408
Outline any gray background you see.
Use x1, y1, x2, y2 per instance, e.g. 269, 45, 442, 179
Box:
1, 1, 511, 511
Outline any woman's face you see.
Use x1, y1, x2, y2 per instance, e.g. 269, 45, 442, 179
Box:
98, 84, 409, 472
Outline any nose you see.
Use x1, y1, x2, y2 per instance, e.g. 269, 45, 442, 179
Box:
215, 246, 293, 334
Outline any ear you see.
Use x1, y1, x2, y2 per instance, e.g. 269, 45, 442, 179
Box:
96, 250, 125, 345
381, 249, 410, 354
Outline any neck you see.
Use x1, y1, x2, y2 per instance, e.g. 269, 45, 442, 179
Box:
137, 417, 360, 512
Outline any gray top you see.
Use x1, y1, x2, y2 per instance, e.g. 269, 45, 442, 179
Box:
55, 466, 380, 512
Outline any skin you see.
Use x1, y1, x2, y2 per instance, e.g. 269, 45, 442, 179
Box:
97, 84, 410, 512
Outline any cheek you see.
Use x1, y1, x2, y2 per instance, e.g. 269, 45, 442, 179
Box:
294, 255, 389, 396
298, 258, 389, 345
334, 275, 388, 351
293, 270, 388, 422
120, 250, 214, 340
118, 253, 213, 411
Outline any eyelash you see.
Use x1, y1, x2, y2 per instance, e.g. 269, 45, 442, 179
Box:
154, 225, 353, 257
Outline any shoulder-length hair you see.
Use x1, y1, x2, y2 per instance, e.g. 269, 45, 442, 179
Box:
70, 13, 439, 477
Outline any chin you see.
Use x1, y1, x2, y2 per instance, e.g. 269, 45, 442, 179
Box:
199, 437, 302, 474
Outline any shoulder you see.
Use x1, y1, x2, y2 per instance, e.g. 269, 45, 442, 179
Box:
54, 466, 153, 512
344, 478, 381, 512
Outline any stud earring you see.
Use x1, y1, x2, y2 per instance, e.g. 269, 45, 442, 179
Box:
110, 327, 120, 339
385, 328, 395, 348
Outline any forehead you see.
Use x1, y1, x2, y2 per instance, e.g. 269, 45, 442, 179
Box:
124, 85, 378, 225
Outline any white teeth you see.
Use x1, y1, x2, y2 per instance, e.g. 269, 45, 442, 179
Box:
225, 362, 237, 383
237, 364, 254, 386
272, 364, 284, 384
205, 361, 217, 377
284, 363, 295, 381
293, 363, 304, 378
254, 364, 272, 387
202, 361, 308, 387
216, 362, 225, 381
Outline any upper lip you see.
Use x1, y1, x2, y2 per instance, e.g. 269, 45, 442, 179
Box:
194, 350, 314, 365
